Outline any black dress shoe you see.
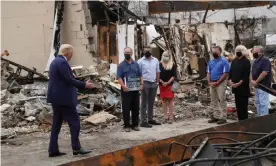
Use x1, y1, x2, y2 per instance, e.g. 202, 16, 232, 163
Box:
148, 120, 161, 125
49, 152, 67, 157
73, 148, 92, 155
140, 122, 152, 128
208, 118, 218, 123
217, 119, 227, 125
132, 126, 140, 131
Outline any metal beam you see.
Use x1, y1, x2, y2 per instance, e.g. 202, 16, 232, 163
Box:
148, 1, 270, 14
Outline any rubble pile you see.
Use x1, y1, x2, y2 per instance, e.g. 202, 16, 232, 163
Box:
0, 60, 123, 136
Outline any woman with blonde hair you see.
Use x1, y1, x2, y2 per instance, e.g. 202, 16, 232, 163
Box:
159, 51, 177, 124
228, 45, 251, 121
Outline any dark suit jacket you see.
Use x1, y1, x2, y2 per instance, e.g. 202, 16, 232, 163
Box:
47, 55, 85, 107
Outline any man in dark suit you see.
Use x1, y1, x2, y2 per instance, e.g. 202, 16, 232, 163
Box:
47, 44, 94, 157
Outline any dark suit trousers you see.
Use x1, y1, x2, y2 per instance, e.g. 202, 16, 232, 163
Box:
121, 91, 140, 128
48, 105, 81, 153
234, 94, 249, 121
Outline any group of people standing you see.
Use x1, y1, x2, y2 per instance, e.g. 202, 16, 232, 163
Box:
46, 43, 271, 157
207, 45, 271, 125
117, 46, 177, 132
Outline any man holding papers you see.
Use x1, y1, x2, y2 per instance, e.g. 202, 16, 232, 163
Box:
117, 47, 144, 132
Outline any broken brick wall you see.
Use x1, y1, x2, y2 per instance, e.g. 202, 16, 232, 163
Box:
1, 1, 97, 72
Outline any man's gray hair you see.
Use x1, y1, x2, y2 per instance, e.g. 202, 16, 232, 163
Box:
58, 44, 74, 55
124, 47, 133, 52
253, 45, 264, 53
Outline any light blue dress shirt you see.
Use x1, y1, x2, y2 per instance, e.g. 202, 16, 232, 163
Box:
138, 56, 160, 82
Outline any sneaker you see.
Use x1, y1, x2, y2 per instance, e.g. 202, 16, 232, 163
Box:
148, 120, 161, 125
168, 119, 173, 124
208, 118, 218, 123
217, 119, 227, 125
124, 127, 131, 132
140, 122, 152, 128
132, 126, 140, 131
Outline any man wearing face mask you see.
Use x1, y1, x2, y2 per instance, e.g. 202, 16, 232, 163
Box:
117, 47, 143, 132
138, 46, 161, 128
207, 46, 230, 124
251, 46, 271, 116
228, 45, 251, 121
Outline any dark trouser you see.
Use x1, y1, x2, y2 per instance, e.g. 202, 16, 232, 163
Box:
234, 94, 249, 121
49, 105, 81, 153
141, 81, 158, 123
121, 91, 140, 128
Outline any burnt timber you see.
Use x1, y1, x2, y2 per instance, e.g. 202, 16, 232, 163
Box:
60, 113, 276, 166
1, 57, 48, 84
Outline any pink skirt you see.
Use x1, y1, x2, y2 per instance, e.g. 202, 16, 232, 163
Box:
159, 84, 174, 99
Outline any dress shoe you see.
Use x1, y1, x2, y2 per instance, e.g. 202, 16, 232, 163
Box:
217, 119, 227, 125
124, 127, 131, 132
148, 120, 161, 125
208, 118, 218, 123
132, 126, 140, 131
49, 152, 67, 157
73, 148, 92, 155
140, 122, 152, 128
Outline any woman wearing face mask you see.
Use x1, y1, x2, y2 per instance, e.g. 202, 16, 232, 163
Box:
159, 51, 177, 124
228, 45, 251, 121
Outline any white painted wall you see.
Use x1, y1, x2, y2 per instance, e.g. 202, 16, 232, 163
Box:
145, 25, 160, 45
1, 1, 96, 72
117, 24, 136, 63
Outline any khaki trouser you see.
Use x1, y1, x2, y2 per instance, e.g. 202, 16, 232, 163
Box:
209, 80, 227, 120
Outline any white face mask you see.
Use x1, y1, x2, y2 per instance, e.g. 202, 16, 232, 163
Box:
163, 56, 170, 62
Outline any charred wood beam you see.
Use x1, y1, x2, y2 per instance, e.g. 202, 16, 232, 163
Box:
53, 1, 64, 57
202, 4, 210, 23
118, 3, 143, 21
1, 57, 48, 81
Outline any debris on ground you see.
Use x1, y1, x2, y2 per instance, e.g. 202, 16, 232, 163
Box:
84, 111, 118, 125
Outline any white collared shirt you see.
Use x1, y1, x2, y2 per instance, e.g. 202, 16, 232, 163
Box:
62, 55, 67, 61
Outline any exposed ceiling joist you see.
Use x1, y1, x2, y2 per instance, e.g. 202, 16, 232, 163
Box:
148, 1, 271, 14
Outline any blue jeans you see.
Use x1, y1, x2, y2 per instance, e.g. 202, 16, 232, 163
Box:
255, 88, 269, 116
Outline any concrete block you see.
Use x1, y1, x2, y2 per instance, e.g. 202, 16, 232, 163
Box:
84, 30, 94, 38
84, 111, 117, 125
81, 39, 89, 45
71, 2, 83, 12
71, 31, 77, 39
85, 16, 92, 24
71, 22, 81, 31
77, 31, 85, 39
86, 44, 96, 53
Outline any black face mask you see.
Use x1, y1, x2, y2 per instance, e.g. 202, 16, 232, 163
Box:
236, 52, 242, 57
124, 54, 131, 60
253, 53, 259, 59
145, 51, 151, 58
213, 53, 219, 58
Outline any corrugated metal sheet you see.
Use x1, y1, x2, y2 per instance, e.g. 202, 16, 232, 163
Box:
148, 1, 270, 14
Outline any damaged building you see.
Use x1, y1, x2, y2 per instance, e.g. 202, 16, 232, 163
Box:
2, 1, 276, 166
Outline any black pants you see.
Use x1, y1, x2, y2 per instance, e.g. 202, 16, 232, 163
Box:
234, 94, 249, 121
121, 91, 140, 128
